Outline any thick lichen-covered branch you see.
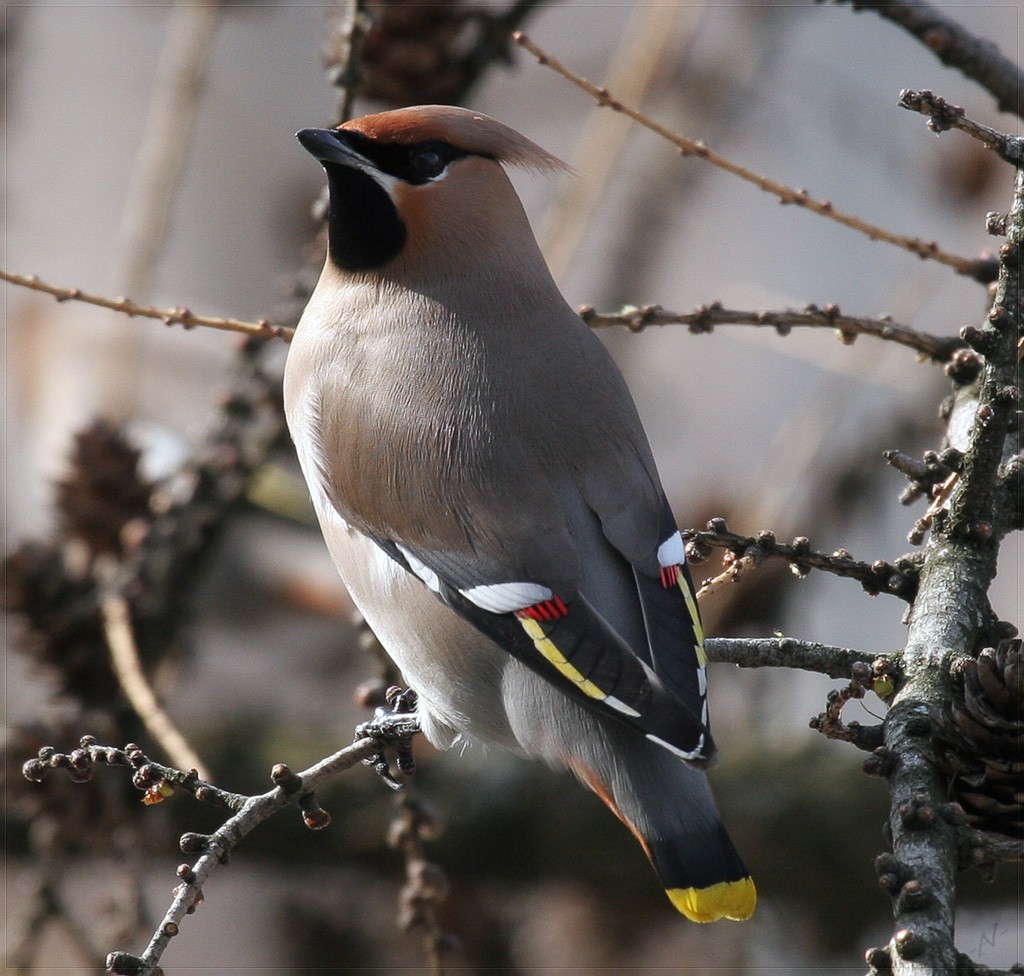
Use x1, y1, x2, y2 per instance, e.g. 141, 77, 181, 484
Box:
871, 151, 1023, 976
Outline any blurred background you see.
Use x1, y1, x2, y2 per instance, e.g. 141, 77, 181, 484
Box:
3, 1, 1021, 973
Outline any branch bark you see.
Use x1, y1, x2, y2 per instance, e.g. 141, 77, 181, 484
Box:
581, 301, 968, 362
513, 32, 993, 281
876, 150, 1024, 976
825, 0, 1024, 120
100, 587, 210, 780
705, 636, 890, 679
684, 519, 922, 600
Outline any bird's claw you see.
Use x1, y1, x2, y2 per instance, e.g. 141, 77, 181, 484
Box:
355, 688, 420, 791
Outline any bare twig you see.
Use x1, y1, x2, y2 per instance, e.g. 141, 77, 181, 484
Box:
899, 89, 1024, 167
100, 588, 211, 781
885, 446, 962, 508
24, 730, 416, 976
539, 2, 698, 280
809, 661, 886, 751
0, 269, 291, 341
513, 33, 989, 281
959, 830, 1024, 871
908, 471, 960, 544
696, 552, 757, 600
824, 0, 1024, 120
5, 269, 970, 366
704, 636, 894, 681
580, 301, 966, 362
684, 519, 922, 600
104, 0, 224, 419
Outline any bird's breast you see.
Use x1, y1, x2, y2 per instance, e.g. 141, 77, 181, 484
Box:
285, 276, 518, 549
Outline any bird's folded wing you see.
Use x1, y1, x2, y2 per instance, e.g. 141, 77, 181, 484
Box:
372, 532, 713, 764
626, 499, 711, 739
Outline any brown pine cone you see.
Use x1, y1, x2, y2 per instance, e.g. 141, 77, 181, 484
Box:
360, 0, 467, 106
3, 420, 153, 705
55, 419, 153, 559
937, 639, 1023, 837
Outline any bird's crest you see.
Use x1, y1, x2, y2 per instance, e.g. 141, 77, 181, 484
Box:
341, 105, 571, 175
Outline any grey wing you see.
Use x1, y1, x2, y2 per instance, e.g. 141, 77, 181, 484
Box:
365, 475, 714, 764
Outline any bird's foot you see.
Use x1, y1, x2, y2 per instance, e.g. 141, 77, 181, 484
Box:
355, 687, 421, 791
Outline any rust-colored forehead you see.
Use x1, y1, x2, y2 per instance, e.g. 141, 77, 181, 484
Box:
342, 106, 481, 146
340, 105, 569, 173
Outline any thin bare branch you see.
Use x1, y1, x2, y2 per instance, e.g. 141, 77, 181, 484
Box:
825, 0, 1024, 120
908, 471, 959, 545
100, 589, 211, 781
5, 269, 970, 367
695, 553, 757, 600
25, 731, 413, 976
899, 89, 1024, 167
103, 0, 224, 420
539, 2, 699, 280
0, 269, 291, 341
704, 636, 892, 680
684, 519, 922, 600
810, 662, 887, 751
513, 32, 990, 281
581, 301, 966, 362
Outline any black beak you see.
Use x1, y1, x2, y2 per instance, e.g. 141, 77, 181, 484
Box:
296, 128, 371, 169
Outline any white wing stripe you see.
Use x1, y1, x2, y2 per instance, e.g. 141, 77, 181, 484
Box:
657, 530, 685, 567
460, 581, 553, 613
397, 545, 442, 593
646, 732, 706, 762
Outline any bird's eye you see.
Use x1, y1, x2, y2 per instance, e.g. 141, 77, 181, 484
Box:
410, 148, 445, 179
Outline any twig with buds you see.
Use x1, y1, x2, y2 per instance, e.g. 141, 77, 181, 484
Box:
5, 268, 973, 364
823, 0, 1024, 119
704, 636, 896, 682
898, 89, 1024, 167
581, 302, 966, 362
0, 269, 291, 341
684, 518, 923, 600
809, 660, 891, 751
23, 726, 419, 976
513, 32, 992, 282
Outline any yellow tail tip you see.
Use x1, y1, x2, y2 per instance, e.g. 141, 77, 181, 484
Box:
666, 877, 757, 922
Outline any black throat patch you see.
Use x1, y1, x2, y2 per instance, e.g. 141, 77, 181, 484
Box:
324, 165, 407, 272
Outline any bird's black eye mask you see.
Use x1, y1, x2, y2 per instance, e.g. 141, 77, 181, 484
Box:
341, 131, 486, 184
320, 133, 494, 271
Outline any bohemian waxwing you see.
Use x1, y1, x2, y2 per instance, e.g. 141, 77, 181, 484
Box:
284, 105, 756, 923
